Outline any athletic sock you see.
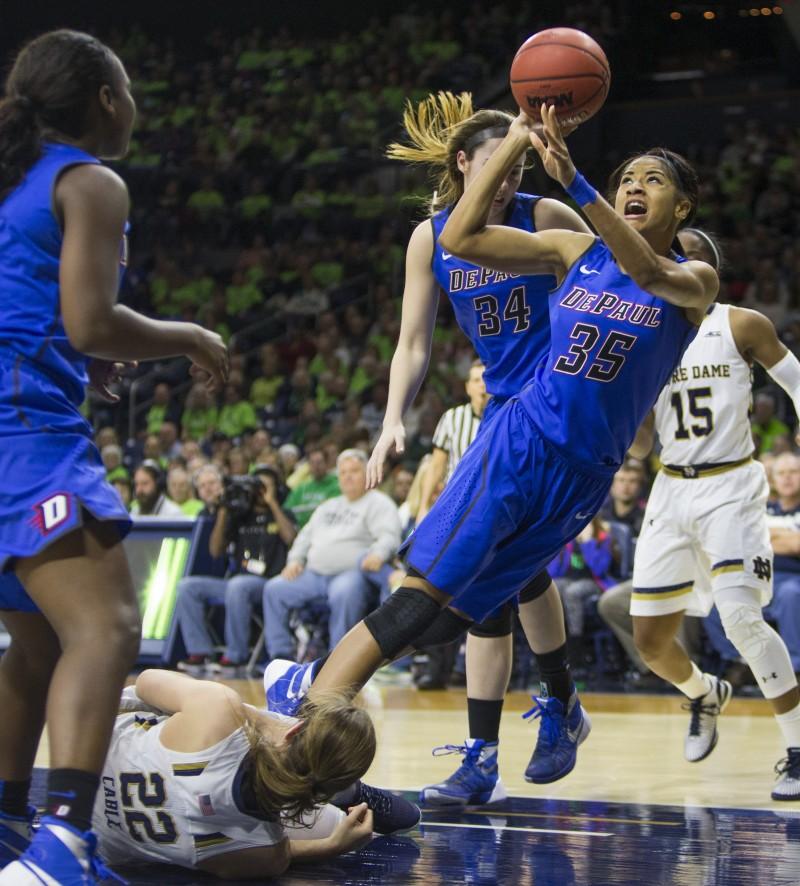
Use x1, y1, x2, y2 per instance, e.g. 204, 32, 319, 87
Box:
467, 698, 504, 744
675, 662, 712, 700
775, 703, 800, 749
46, 769, 99, 833
535, 643, 574, 706
0, 778, 30, 818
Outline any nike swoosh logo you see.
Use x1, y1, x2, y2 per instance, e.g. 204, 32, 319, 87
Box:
575, 511, 592, 520
442, 252, 453, 260
579, 264, 600, 275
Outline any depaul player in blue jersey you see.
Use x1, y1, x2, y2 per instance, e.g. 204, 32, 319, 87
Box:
265, 103, 717, 764
0, 31, 227, 885
373, 92, 594, 801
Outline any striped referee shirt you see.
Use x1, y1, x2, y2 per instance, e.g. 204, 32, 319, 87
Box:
432, 402, 482, 483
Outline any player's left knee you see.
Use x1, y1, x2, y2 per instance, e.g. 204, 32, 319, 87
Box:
469, 602, 513, 639
717, 598, 796, 698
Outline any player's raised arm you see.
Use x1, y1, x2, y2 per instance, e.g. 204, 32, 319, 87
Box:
440, 118, 592, 278
367, 221, 439, 486
529, 104, 717, 320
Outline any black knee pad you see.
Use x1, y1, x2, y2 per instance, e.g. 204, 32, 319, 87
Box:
414, 607, 473, 649
364, 587, 444, 659
469, 601, 514, 638
518, 570, 552, 604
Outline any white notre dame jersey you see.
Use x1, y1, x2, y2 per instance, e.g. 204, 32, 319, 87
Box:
654, 303, 753, 466
93, 711, 284, 866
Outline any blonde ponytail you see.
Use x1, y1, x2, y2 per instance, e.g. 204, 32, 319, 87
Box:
387, 91, 515, 214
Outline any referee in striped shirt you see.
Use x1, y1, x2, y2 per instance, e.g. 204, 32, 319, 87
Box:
418, 359, 487, 521
414, 360, 487, 688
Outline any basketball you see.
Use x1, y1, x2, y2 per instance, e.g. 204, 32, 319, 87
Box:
510, 27, 610, 126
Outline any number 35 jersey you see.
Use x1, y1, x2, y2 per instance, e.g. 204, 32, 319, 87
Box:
520, 239, 697, 469
654, 303, 753, 465
93, 712, 284, 866
431, 194, 556, 399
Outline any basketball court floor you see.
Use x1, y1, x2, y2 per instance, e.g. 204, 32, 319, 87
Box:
31, 680, 800, 884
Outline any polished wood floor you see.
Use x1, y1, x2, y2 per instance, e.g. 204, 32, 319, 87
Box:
51, 676, 789, 811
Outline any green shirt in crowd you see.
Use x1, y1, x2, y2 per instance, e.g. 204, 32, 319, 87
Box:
284, 474, 341, 528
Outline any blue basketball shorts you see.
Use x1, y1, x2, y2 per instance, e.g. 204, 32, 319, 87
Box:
400, 398, 614, 622
0, 359, 131, 571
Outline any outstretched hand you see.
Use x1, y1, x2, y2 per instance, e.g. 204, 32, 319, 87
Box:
366, 423, 405, 488
527, 104, 578, 189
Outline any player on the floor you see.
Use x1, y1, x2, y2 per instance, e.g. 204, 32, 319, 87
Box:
368, 91, 594, 803
630, 228, 800, 800
0, 30, 227, 885
94, 670, 378, 879
263, 105, 717, 748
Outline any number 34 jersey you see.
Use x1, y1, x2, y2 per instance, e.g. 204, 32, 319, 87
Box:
431, 193, 556, 399
654, 303, 753, 465
93, 712, 284, 866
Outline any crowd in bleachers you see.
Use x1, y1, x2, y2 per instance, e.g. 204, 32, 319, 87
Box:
83, 4, 800, 692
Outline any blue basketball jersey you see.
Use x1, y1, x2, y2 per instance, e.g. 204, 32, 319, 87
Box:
0, 142, 122, 415
431, 194, 556, 398
521, 239, 698, 468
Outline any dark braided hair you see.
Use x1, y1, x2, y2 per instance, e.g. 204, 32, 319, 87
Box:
0, 30, 118, 201
606, 148, 700, 227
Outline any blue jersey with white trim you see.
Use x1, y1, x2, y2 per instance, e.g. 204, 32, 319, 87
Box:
431, 193, 556, 398
521, 239, 697, 468
0, 142, 128, 410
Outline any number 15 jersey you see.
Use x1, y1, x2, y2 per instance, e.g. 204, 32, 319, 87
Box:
654, 303, 753, 465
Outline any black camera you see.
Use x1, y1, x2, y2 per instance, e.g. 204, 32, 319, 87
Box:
221, 474, 263, 517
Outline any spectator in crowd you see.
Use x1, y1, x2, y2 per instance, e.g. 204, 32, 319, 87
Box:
249, 344, 286, 411
279, 443, 302, 486
175, 465, 297, 676
599, 464, 646, 538
262, 449, 401, 661
167, 466, 204, 517
284, 445, 341, 528
158, 420, 182, 461
101, 444, 129, 485
766, 452, 800, 673
112, 476, 132, 510
217, 382, 259, 439
181, 382, 218, 441
193, 463, 225, 515
131, 461, 185, 517
549, 517, 625, 661
227, 447, 251, 476
146, 382, 180, 435
752, 392, 790, 455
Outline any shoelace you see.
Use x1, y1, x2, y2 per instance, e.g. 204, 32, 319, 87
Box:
522, 697, 562, 748
774, 749, 800, 779
430, 744, 484, 784
356, 783, 393, 817
682, 697, 720, 737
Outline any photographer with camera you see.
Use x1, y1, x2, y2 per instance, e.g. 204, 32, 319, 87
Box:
174, 465, 297, 677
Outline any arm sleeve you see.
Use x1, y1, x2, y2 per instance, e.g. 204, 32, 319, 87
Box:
366, 494, 403, 563
767, 351, 800, 422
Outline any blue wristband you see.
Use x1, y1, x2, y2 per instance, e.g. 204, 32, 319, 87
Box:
565, 171, 597, 207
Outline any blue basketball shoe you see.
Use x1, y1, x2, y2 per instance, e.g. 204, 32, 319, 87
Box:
523, 693, 591, 784
419, 740, 507, 807
0, 808, 33, 868
263, 658, 319, 716
332, 781, 421, 834
0, 816, 124, 885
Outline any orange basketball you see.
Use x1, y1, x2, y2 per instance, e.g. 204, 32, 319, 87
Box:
510, 28, 610, 125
